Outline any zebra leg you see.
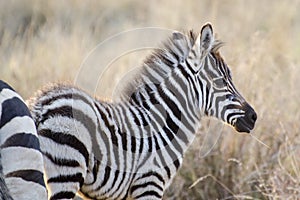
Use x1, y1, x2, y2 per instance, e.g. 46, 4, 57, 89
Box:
129, 172, 165, 200
38, 127, 90, 200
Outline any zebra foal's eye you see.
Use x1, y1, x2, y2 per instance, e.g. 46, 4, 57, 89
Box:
213, 77, 226, 88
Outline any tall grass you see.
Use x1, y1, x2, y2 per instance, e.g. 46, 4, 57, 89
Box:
1, 0, 300, 199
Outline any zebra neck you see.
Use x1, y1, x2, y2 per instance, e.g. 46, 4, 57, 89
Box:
128, 72, 201, 150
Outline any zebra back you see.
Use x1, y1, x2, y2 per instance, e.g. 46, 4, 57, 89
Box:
0, 80, 47, 200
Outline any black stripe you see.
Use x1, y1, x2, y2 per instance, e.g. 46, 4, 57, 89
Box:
157, 86, 181, 120
130, 96, 149, 126
40, 93, 104, 165
204, 83, 210, 115
6, 169, 45, 187
40, 106, 96, 136
163, 126, 183, 154
114, 171, 128, 199
135, 191, 162, 199
48, 173, 84, 187
165, 74, 197, 124
221, 104, 242, 122
128, 107, 144, 154
50, 191, 75, 200
43, 151, 80, 167
99, 106, 121, 170
0, 80, 15, 92
168, 49, 180, 63
131, 135, 136, 153
0, 97, 31, 128
129, 106, 146, 127
39, 129, 89, 167
109, 169, 120, 193
207, 87, 213, 115
131, 181, 163, 193
1, 133, 40, 150
96, 166, 111, 190
164, 165, 171, 179
164, 126, 181, 149
173, 159, 180, 169
188, 76, 200, 104
167, 78, 196, 134
94, 103, 112, 167
185, 58, 199, 74
40, 104, 103, 165
214, 92, 229, 116
189, 30, 197, 43
195, 76, 203, 107
147, 108, 169, 150
153, 157, 160, 168
113, 107, 132, 200
153, 134, 164, 150
99, 106, 119, 148
226, 112, 242, 125
121, 131, 127, 151
148, 135, 153, 153
172, 40, 185, 57
178, 63, 192, 80
137, 171, 165, 185
39, 105, 98, 157
166, 117, 179, 138
40, 92, 92, 108
153, 136, 174, 179
90, 158, 100, 185
160, 54, 175, 67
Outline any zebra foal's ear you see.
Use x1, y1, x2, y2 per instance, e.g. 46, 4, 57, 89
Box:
200, 23, 214, 55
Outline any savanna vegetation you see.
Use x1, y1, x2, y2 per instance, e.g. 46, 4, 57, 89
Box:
0, 0, 299, 199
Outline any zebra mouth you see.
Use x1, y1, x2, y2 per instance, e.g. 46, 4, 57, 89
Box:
234, 105, 257, 133
234, 117, 255, 133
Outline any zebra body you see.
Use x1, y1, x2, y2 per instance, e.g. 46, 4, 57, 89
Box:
0, 80, 47, 200
30, 23, 257, 199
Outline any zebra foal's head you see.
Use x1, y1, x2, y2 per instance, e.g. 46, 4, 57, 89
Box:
189, 23, 257, 133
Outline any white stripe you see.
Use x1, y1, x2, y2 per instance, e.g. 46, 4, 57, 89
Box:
0, 116, 37, 144
0, 88, 24, 105
2, 147, 44, 175
6, 178, 47, 200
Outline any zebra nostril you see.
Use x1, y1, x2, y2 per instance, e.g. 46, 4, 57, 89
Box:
252, 112, 257, 122
248, 110, 257, 123
244, 104, 257, 124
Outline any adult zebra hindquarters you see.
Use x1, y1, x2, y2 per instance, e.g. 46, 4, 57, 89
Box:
0, 80, 47, 200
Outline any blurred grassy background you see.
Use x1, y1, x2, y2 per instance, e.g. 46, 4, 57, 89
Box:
1, 0, 300, 199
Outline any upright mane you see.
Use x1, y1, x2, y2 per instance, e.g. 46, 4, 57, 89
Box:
121, 30, 197, 99
121, 30, 224, 101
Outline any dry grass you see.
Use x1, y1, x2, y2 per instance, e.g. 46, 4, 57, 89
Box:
1, 0, 300, 199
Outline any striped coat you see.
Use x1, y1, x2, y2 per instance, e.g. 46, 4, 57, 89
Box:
0, 80, 47, 200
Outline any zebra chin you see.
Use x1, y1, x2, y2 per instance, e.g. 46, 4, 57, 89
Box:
234, 105, 257, 133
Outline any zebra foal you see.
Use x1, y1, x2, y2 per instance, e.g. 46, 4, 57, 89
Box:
30, 23, 257, 200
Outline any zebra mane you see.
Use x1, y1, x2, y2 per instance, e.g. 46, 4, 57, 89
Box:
121, 30, 224, 100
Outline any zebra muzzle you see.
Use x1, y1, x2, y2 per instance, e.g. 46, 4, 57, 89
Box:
234, 104, 257, 133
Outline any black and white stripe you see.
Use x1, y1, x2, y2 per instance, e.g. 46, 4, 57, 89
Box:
0, 80, 47, 200
29, 23, 256, 200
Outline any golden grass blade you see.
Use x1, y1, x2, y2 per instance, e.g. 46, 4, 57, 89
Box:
189, 174, 236, 198
249, 134, 271, 149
